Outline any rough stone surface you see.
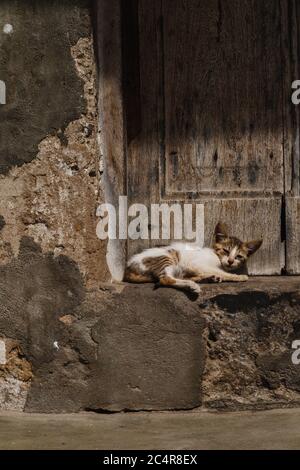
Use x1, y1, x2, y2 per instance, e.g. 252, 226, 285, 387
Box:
0, 338, 32, 411
0, 377, 29, 411
0, 216, 5, 232
199, 277, 300, 410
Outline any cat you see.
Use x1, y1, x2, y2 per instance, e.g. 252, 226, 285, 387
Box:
123, 222, 263, 294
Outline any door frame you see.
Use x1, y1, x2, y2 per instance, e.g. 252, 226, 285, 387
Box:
95, 0, 126, 280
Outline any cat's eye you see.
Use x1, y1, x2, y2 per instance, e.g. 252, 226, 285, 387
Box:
223, 249, 230, 255
236, 255, 244, 260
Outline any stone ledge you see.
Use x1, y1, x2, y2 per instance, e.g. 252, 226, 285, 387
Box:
1, 270, 300, 412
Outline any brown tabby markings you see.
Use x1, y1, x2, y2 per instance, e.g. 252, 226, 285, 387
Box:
124, 249, 180, 284
123, 264, 152, 283
124, 222, 263, 293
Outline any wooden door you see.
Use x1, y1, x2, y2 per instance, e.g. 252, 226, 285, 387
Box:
97, 0, 300, 275
122, 0, 286, 274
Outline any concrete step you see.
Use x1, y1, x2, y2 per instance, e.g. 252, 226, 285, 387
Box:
1, 269, 300, 412
1, 408, 300, 450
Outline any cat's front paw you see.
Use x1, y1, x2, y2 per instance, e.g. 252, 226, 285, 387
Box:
237, 275, 248, 282
207, 275, 223, 283
187, 281, 201, 294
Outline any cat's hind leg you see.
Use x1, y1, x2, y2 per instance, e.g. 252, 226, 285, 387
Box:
158, 267, 201, 294
182, 268, 223, 284
186, 272, 219, 283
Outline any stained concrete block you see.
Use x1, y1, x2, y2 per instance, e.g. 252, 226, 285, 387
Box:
25, 284, 205, 412
89, 285, 205, 411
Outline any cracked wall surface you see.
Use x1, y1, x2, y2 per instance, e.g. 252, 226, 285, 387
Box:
0, 0, 109, 409
0, 0, 109, 287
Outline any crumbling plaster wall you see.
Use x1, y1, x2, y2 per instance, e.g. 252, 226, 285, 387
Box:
0, 0, 110, 409
0, 0, 109, 288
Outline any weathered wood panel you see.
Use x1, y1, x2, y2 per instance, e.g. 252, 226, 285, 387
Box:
163, 0, 284, 197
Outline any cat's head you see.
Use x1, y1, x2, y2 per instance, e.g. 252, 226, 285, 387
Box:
213, 222, 263, 272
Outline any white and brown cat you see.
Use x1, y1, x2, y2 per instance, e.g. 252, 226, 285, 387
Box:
124, 222, 263, 294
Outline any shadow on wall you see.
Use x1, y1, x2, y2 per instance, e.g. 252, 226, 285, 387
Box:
0, 236, 85, 354
0, 0, 92, 174
0, 235, 85, 410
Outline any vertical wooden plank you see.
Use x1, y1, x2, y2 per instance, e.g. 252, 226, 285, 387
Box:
125, 0, 162, 255
286, 197, 300, 273
281, 0, 300, 197
281, 0, 300, 273
96, 0, 126, 279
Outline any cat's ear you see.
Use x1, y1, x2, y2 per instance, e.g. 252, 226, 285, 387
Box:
245, 239, 263, 256
215, 222, 229, 242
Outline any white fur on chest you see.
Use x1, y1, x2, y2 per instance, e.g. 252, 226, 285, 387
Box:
171, 243, 221, 271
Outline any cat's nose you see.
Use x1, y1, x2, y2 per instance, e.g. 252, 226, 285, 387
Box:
228, 259, 234, 265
